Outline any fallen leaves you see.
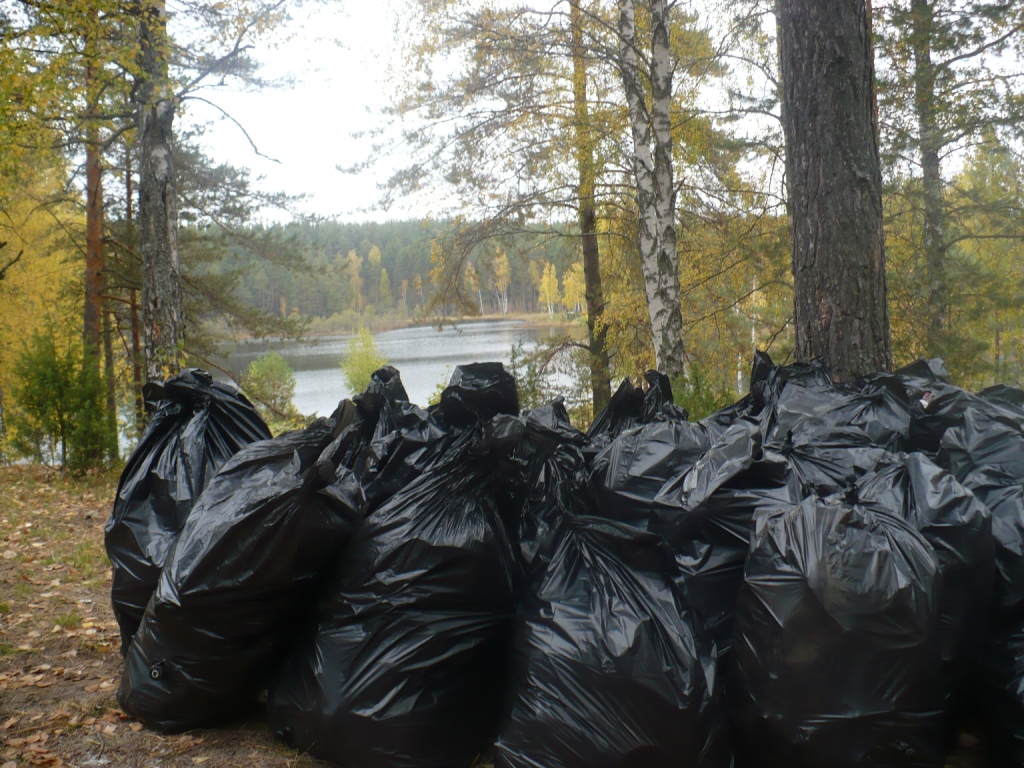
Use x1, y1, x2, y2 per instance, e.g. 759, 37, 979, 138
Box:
0, 466, 336, 767
1, 729, 64, 767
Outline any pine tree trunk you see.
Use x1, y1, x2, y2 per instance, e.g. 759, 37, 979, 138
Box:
571, 0, 611, 413
134, 0, 184, 383
618, 0, 687, 381
83, 34, 104, 363
777, 0, 892, 380
911, 0, 948, 353
84, 138, 104, 360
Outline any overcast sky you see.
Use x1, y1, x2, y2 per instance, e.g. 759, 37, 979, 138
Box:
181, 1, 424, 224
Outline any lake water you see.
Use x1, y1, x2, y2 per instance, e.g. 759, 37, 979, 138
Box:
215, 319, 572, 417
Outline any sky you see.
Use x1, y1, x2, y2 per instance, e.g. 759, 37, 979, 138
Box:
180, 1, 425, 224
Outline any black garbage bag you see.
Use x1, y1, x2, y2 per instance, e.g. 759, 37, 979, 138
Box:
639, 369, 688, 422
105, 369, 272, 653
267, 425, 519, 768
117, 413, 365, 732
962, 466, 1024, 624
867, 358, 976, 456
494, 517, 731, 768
359, 363, 522, 513
359, 398, 448, 510
982, 620, 1024, 766
504, 400, 587, 585
770, 422, 889, 497
515, 443, 590, 587
770, 378, 912, 451
941, 404, 1024, 484
729, 497, 945, 768
586, 371, 684, 453
750, 354, 834, 423
652, 419, 797, 659
854, 453, 994, 701
590, 417, 710, 531
977, 383, 1024, 413
430, 361, 519, 428
700, 352, 777, 440
587, 377, 642, 446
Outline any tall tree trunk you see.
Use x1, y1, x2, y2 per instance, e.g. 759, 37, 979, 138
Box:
83, 31, 104, 363
911, 0, 948, 352
777, 0, 892, 380
570, 0, 611, 413
134, 0, 184, 383
618, 0, 687, 381
83, 15, 111, 462
124, 142, 145, 430
130, 289, 144, 430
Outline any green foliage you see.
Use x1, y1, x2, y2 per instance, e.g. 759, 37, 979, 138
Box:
507, 338, 593, 427
240, 351, 304, 432
340, 328, 388, 395
7, 326, 116, 473
508, 340, 546, 411
427, 367, 453, 407
671, 365, 736, 422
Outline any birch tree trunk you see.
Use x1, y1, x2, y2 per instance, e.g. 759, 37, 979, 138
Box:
134, 0, 184, 383
778, 0, 892, 380
618, 0, 687, 381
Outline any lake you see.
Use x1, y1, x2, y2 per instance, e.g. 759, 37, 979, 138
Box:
214, 319, 574, 417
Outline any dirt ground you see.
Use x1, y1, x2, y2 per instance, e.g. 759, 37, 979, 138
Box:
0, 466, 332, 768
0, 464, 985, 768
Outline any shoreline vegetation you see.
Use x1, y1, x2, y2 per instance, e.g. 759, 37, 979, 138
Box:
212, 312, 583, 347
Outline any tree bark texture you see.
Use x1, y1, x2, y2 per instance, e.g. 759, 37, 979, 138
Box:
135, 0, 184, 383
571, 0, 611, 413
84, 122, 104, 360
777, 0, 892, 380
83, 25, 104, 363
618, 0, 687, 381
911, 0, 948, 351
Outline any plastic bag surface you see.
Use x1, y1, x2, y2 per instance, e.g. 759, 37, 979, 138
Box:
962, 466, 1024, 624
591, 418, 710, 531
105, 369, 271, 652
652, 419, 797, 658
118, 418, 365, 732
730, 498, 945, 768
855, 453, 994, 700
267, 430, 518, 768
495, 517, 731, 768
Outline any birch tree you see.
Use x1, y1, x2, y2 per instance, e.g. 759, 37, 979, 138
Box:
617, 0, 686, 380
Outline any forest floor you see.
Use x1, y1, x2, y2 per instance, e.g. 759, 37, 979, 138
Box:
0, 466, 332, 768
0, 464, 986, 768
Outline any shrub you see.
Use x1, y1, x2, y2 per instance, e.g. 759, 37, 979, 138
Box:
340, 327, 388, 395
8, 327, 116, 473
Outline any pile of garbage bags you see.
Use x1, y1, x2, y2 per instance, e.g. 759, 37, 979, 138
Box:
107, 354, 1024, 767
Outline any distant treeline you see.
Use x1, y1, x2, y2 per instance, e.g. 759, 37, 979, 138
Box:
202, 219, 581, 332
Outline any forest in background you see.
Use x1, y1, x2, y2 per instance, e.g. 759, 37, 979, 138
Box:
2, 0, 1024, 470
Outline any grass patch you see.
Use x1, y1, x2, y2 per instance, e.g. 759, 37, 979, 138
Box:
64, 540, 108, 578
12, 580, 32, 600
0, 599, 9, 614
55, 611, 82, 630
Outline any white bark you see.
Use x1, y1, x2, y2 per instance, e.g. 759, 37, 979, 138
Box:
618, 0, 687, 380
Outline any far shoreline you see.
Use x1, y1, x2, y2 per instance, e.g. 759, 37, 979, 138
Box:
215, 312, 584, 347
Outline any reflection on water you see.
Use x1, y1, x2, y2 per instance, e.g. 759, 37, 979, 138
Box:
214, 320, 572, 417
